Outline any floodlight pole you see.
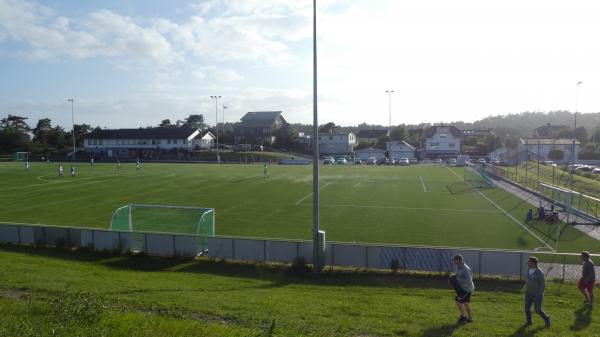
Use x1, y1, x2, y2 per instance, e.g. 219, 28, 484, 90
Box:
564, 81, 583, 248
210, 95, 221, 159
386, 90, 394, 135
67, 98, 75, 165
312, 0, 321, 273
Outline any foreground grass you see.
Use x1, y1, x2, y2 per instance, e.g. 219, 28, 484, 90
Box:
0, 245, 598, 337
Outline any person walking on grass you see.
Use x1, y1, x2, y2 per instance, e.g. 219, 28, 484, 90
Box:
579, 251, 595, 306
525, 256, 550, 328
264, 163, 268, 178
449, 254, 474, 323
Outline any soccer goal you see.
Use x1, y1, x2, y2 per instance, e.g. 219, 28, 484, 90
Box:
109, 204, 215, 238
464, 163, 496, 188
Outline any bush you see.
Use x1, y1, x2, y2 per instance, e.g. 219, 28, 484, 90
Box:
290, 257, 311, 274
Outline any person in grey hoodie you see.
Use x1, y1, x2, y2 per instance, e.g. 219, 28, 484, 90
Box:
578, 251, 595, 306
450, 254, 474, 323
525, 256, 550, 328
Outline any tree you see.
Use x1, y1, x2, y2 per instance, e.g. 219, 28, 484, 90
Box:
33, 118, 53, 148
183, 114, 205, 129
159, 119, 174, 128
73, 124, 92, 147
375, 135, 389, 149
389, 126, 408, 141
319, 122, 337, 133
1, 115, 30, 132
574, 126, 588, 144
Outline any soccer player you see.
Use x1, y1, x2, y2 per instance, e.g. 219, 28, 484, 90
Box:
117, 160, 121, 171
449, 254, 474, 323
136, 160, 140, 175
70, 165, 76, 178
58, 164, 63, 177
263, 163, 268, 178
524, 256, 550, 327
90, 157, 94, 166
25, 161, 30, 171
579, 251, 595, 306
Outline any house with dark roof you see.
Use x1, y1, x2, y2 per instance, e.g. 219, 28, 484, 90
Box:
423, 125, 462, 157
84, 127, 201, 159
238, 111, 287, 145
356, 129, 389, 141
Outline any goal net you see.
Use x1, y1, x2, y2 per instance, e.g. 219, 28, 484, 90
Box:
464, 163, 496, 188
539, 183, 600, 223
109, 204, 215, 238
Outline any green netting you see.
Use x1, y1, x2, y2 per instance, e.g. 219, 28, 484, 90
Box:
464, 164, 495, 188
109, 204, 215, 238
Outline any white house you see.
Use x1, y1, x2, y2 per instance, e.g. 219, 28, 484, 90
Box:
386, 141, 416, 160
84, 127, 201, 159
318, 132, 356, 154
424, 125, 461, 157
355, 148, 386, 161
519, 138, 580, 164
191, 131, 215, 150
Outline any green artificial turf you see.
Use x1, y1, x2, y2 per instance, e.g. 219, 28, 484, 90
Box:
0, 245, 598, 337
0, 162, 598, 253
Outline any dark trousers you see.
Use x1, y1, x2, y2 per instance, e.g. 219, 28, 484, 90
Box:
525, 293, 549, 323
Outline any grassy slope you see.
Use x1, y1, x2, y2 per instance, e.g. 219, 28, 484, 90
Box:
0, 245, 598, 337
0, 162, 598, 252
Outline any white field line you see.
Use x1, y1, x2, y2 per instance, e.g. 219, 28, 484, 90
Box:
419, 176, 427, 192
295, 180, 336, 205
446, 167, 555, 252
296, 202, 502, 213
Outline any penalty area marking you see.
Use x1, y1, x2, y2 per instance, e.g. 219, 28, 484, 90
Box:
419, 176, 427, 192
295, 180, 336, 205
446, 167, 555, 252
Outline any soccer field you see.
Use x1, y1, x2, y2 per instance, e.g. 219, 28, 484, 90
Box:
0, 161, 598, 252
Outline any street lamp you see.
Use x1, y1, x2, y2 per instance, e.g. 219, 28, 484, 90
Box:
312, 0, 321, 272
210, 95, 221, 159
385, 90, 394, 134
67, 98, 75, 165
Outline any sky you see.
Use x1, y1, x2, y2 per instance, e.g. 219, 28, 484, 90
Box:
1, 0, 600, 130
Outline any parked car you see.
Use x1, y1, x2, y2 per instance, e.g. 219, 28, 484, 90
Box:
593, 168, 600, 174
491, 159, 500, 165
477, 158, 486, 164
366, 157, 377, 165
323, 157, 335, 165
576, 165, 594, 172
354, 158, 362, 165
397, 158, 410, 166
448, 158, 458, 166
409, 158, 418, 164
376, 158, 388, 165
335, 157, 347, 165
433, 158, 442, 164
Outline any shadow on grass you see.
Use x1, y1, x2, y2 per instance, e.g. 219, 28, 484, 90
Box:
570, 305, 593, 331
419, 322, 461, 337
506, 323, 545, 337
0, 244, 526, 292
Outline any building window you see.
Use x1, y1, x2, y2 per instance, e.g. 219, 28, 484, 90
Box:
329, 136, 333, 141
87, 139, 91, 145
93, 139, 97, 145
449, 143, 455, 148
439, 133, 447, 138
